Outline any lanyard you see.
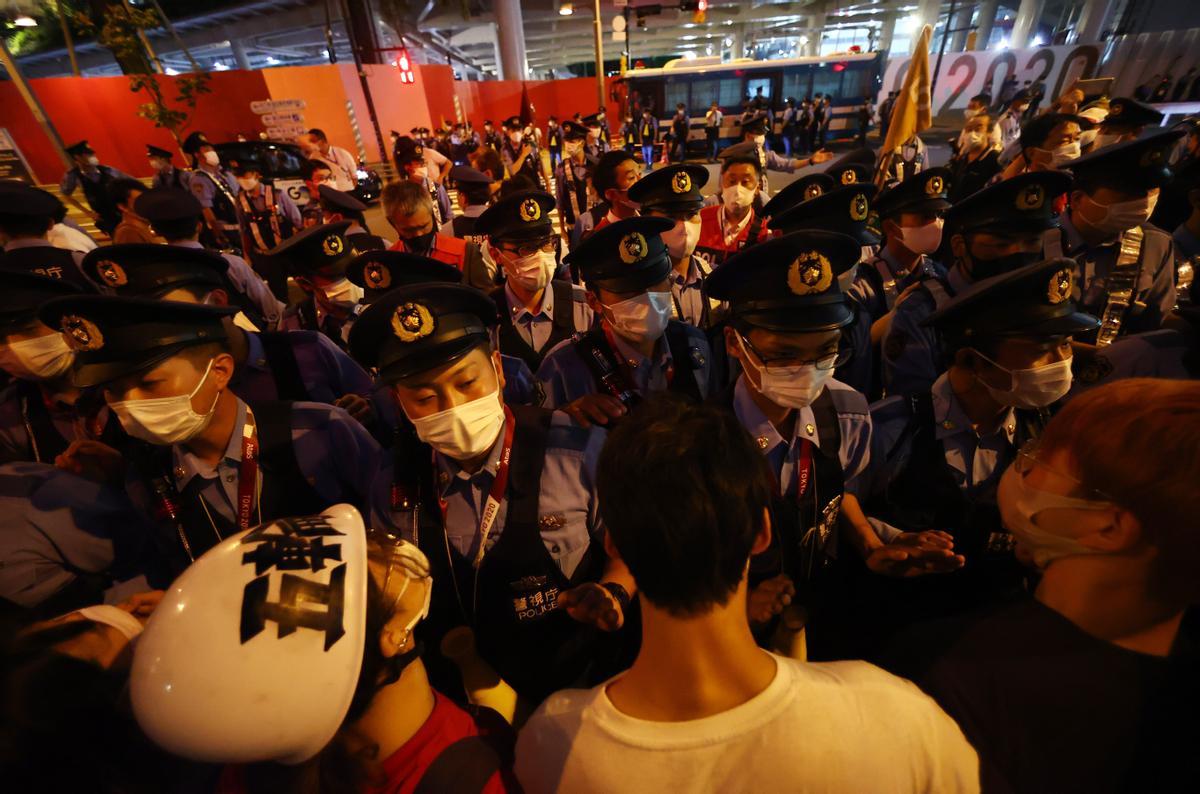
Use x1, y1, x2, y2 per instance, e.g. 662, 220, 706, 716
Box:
235, 407, 260, 532
437, 405, 516, 570
602, 323, 673, 390
793, 438, 814, 501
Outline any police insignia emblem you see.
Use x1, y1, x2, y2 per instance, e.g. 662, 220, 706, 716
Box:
519, 197, 541, 222
805, 183, 824, 199
1139, 148, 1164, 167
850, 193, 869, 221
61, 315, 104, 351
840, 169, 857, 185
365, 263, 390, 289
95, 260, 127, 287
925, 175, 945, 196
391, 302, 435, 342
1019, 184, 1045, 210
787, 251, 833, 295
671, 170, 692, 194
538, 515, 565, 532
1109, 102, 1123, 117
321, 234, 345, 257
1048, 267, 1073, 304
619, 232, 648, 264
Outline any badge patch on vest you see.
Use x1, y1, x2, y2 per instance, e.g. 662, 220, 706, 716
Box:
322, 234, 345, 258
364, 263, 390, 290
850, 193, 869, 222
95, 260, 127, 287
671, 170, 692, 194
60, 315, 104, 351
619, 232, 648, 264
1048, 267, 1073, 304
392, 302, 435, 342
519, 197, 541, 222
510, 575, 562, 622
787, 251, 832, 295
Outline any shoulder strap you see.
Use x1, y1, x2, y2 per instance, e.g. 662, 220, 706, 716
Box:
810, 386, 842, 456
1096, 225, 1146, 348
664, 322, 704, 402
923, 278, 953, 310
549, 280, 577, 333
18, 381, 68, 464
257, 332, 310, 402
412, 733, 509, 794
247, 400, 325, 518
571, 328, 639, 406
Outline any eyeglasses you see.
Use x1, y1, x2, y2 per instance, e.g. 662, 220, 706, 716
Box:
1013, 438, 1113, 501
740, 333, 850, 370
499, 236, 559, 258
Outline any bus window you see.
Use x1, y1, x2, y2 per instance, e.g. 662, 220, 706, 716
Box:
719, 77, 743, 108
781, 68, 811, 102
665, 80, 690, 113
840, 67, 873, 103
691, 79, 720, 113
746, 77, 772, 106
812, 69, 842, 102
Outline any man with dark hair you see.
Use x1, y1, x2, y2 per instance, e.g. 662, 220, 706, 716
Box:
230, 159, 301, 298
545, 115, 563, 169
0, 182, 92, 288
147, 143, 189, 191
501, 116, 547, 190
670, 103, 689, 162
739, 112, 831, 194
382, 180, 489, 289
696, 143, 771, 270
570, 149, 641, 249
441, 165, 493, 247
109, 178, 158, 245
182, 131, 240, 251
554, 121, 592, 240
997, 112, 1091, 180
394, 136, 453, 228
515, 394, 979, 794
297, 127, 357, 192
59, 141, 132, 237
638, 108, 658, 169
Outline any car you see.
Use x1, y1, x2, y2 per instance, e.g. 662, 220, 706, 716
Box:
211, 140, 383, 206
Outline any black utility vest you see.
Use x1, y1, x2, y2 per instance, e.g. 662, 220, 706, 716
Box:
492, 280, 579, 372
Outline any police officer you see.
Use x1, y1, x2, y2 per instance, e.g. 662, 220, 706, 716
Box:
147, 144, 190, 191
570, 150, 641, 251
582, 113, 610, 163
638, 108, 658, 170
483, 119, 502, 152
37, 294, 392, 578
859, 259, 1098, 616
825, 147, 877, 189
696, 143, 772, 269
0, 182, 91, 288
758, 171, 836, 219
271, 220, 363, 349
316, 185, 390, 250
79, 243, 374, 414
555, 121, 591, 238
546, 115, 564, 169
347, 281, 635, 705
738, 112, 832, 194
767, 184, 882, 398
476, 190, 592, 372
705, 231, 958, 659
1054, 130, 1182, 346
1093, 97, 1164, 147
182, 131, 240, 250
0, 272, 122, 465
395, 137, 453, 228
628, 164, 717, 329
441, 165, 493, 245
230, 159, 301, 300
59, 141, 132, 237
501, 116, 545, 189
996, 89, 1031, 151
134, 188, 285, 324
536, 216, 713, 422
882, 171, 1072, 396
851, 167, 951, 336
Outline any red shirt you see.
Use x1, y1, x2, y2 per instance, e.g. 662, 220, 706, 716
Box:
389, 234, 467, 270
695, 203, 771, 270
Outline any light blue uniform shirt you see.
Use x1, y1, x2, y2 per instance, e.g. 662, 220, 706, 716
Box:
882, 266, 971, 396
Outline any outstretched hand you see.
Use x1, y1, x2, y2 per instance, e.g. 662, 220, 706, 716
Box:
559, 582, 624, 632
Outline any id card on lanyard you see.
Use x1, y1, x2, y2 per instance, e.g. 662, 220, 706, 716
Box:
437, 405, 517, 570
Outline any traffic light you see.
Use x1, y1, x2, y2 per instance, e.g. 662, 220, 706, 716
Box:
395, 49, 415, 84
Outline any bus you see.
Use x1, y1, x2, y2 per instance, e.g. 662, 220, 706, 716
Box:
617, 52, 884, 156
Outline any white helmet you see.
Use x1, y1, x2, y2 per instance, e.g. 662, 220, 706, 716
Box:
131, 504, 368, 765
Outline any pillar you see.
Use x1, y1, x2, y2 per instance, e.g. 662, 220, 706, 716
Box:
877, 12, 897, 55
1075, 0, 1118, 43
807, 11, 826, 56
1010, 0, 1046, 49
229, 37, 251, 70
494, 0, 527, 81
950, 6, 973, 52
727, 24, 744, 61
975, 0, 999, 49
914, 0, 943, 42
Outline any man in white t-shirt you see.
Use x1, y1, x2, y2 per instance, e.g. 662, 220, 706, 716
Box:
516, 396, 980, 794
298, 128, 359, 192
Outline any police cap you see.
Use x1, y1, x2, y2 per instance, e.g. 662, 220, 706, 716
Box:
706, 230, 861, 332
0, 182, 64, 220
582, 114, 603, 129
944, 171, 1071, 235
626, 164, 708, 213
64, 141, 93, 157
38, 295, 235, 387
181, 132, 210, 155
474, 189, 555, 241
134, 188, 203, 222
345, 250, 463, 302
393, 136, 424, 165
924, 258, 1099, 341
741, 112, 769, 136
563, 216, 673, 292
81, 243, 229, 298
449, 165, 492, 186
873, 166, 952, 218
1102, 97, 1164, 129
761, 173, 836, 217
769, 184, 880, 246
146, 144, 174, 160
561, 121, 588, 141
1067, 128, 1185, 192
317, 185, 368, 215
0, 271, 89, 330
348, 282, 498, 382
503, 116, 522, 130
266, 220, 357, 278
825, 147, 877, 187
717, 141, 763, 171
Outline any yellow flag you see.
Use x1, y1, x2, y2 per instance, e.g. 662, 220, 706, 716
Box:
877, 24, 932, 185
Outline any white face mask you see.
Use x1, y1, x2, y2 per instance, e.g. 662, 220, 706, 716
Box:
997, 465, 1113, 569
509, 132, 523, 145
149, 158, 166, 171
0, 333, 75, 381
411, 166, 429, 182
321, 278, 364, 310
236, 177, 259, 192
1092, 132, 1122, 149
605, 291, 673, 344
1079, 129, 1099, 149
722, 184, 756, 212
1079, 192, 1158, 236
976, 352, 1074, 409
86, 155, 100, 166
407, 384, 506, 462
752, 134, 766, 147
896, 218, 943, 255
109, 358, 220, 446
964, 106, 983, 119
962, 131, 985, 150
500, 248, 555, 293
202, 150, 220, 167
662, 217, 701, 260
1048, 141, 1081, 166
739, 336, 833, 409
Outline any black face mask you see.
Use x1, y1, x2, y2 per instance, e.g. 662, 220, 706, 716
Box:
405, 229, 437, 255
967, 249, 1042, 281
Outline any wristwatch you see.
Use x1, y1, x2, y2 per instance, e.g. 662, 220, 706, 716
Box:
601, 581, 632, 614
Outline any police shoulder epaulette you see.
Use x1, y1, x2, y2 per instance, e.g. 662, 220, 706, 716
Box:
825, 379, 870, 416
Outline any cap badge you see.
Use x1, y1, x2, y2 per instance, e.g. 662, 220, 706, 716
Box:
925, 174, 945, 196
787, 251, 833, 296
619, 232, 648, 264
365, 262, 390, 290
1019, 183, 1045, 210
322, 234, 345, 257
850, 193, 869, 222
671, 170, 692, 194
391, 302, 435, 343
519, 197, 541, 222
1109, 102, 1123, 117
804, 183, 824, 200
1048, 267, 1074, 305
840, 169, 857, 185
95, 260, 128, 287
1139, 148, 1164, 167
61, 315, 104, 352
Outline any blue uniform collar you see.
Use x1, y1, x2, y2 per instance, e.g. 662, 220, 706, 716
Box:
172, 397, 248, 489
506, 280, 553, 324
609, 325, 672, 373
732, 374, 824, 453
242, 331, 269, 372
931, 372, 1015, 444
435, 410, 508, 496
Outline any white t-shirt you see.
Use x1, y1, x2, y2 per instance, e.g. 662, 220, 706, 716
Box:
515, 654, 979, 794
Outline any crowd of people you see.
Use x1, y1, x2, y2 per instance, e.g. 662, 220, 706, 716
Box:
0, 79, 1197, 794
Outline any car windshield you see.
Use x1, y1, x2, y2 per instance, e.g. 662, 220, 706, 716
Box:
212, 142, 306, 178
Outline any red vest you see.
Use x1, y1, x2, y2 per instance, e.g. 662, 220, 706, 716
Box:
695, 204, 770, 270
389, 234, 468, 270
